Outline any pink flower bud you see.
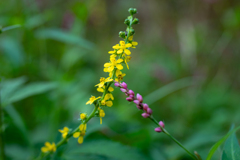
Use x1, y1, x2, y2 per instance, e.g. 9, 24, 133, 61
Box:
141, 113, 150, 118
142, 103, 149, 111
126, 97, 133, 102
128, 90, 135, 96
136, 93, 143, 103
136, 105, 143, 110
133, 100, 140, 105
159, 121, 165, 128
120, 88, 127, 93
114, 82, 120, 87
129, 94, 134, 98
121, 82, 128, 89
147, 108, 152, 115
155, 127, 162, 132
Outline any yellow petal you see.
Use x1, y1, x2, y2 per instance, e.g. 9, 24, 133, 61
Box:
117, 49, 123, 54
128, 36, 133, 41
125, 43, 132, 47
124, 49, 131, 55
58, 129, 64, 133
108, 50, 115, 54
108, 87, 114, 92
97, 87, 104, 92
45, 142, 51, 148
132, 41, 138, 46
104, 68, 109, 72
41, 147, 49, 153
78, 136, 84, 144
73, 132, 80, 138
120, 41, 125, 45
104, 63, 111, 67
62, 132, 68, 138
106, 101, 113, 107
108, 66, 114, 72
116, 59, 123, 63
116, 64, 123, 70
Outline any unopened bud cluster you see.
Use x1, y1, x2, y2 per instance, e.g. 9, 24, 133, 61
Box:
114, 81, 165, 133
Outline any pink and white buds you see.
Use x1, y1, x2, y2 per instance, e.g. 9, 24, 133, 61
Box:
136, 93, 143, 103
159, 121, 165, 128
121, 82, 128, 89
142, 103, 149, 111
120, 88, 127, 93
141, 113, 150, 118
146, 108, 152, 115
133, 100, 140, 105
128, 90, 135, 96
154, 127, 162, 132
126, 97, 133, 102
114, 82, 120, 87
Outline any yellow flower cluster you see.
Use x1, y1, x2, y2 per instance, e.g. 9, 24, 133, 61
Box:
73, 123, 87, 144
41, 142, 56, 153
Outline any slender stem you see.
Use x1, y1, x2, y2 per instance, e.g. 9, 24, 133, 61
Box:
148, 116, 198, 160
1, 25, 21, 32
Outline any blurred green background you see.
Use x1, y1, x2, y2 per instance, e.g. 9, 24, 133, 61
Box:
1, 0, 240, 160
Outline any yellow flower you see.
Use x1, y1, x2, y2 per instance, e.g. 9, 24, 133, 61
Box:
128, 35, 133, 41
86, 96, 101, 105
131, 41, 138, 48
105, 93, 114, 100
116, 41, 132, 55
97, 86, 114, 92
80, 113, 87, 120
115, 70, 126, 82
124, 56, 131, 69
73, 124, 87, 144
95, 77, 113, 88
41, 142, 56, 153
103, 57, 123, 72
98, 108, 105, 124
58, 127, 69, 139
101, 99, 113, 107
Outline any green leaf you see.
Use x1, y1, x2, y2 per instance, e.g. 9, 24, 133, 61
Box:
221, 127, 240, 160
3, 82, 57, 105
65, 140, 148, 160
35, 29, 95, 50
206, 126, 240, 160
0, 77, 27, 103
144, 77, 195, 105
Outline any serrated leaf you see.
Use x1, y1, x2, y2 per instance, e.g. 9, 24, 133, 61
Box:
4, 82, 57, 105
206, 126, 240, 160
66, 140, 148, 160
221, 127, 240, 160
35, 29, 95, 50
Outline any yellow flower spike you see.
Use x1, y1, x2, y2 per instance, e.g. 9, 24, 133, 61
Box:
80, 113, 87, 120
79, 124, 87, 132
86, 96, 101, 105
41, 142, 56, 153
58, 127, 69, 139
104, 57, 123, 72
95, 77, 113, 88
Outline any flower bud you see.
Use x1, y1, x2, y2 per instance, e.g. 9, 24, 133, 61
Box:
124, 19, 130, 26
136, 105, 142, 110
129, 94, 134, 98
133, 100, 140, 105
159, 121, 165, 128
121, 82, 128, 89
128, 8, 137, 15
155, 127, 162, 132
129, 29, 135, 36
136, 93, 143, 103
120, 88, 127, 93
147, 108, 152, 115
126, 97, 133, 102
114, 82, 120, 87
142, 103, 149, 111
141, 113, 150, 118
128, 90, 134, 96
80, 113, 87, 120
119, 31, 125, 38
132, 18, 139, 24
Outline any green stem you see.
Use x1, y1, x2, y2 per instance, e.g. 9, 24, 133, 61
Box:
0, 81, 5, 160
148, 116, 198, 160
1, 25, 21, 32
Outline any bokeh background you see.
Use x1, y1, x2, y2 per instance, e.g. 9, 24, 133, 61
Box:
1, 0, 240, 160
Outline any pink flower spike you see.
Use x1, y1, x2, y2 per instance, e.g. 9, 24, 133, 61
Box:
147, 108, 152, 115
133, 100, 140, 105
128, 90, 135, 96
159, 121, 165, 128
136, 93, 143, 103
121, 82, 128, 89
126, 97, 133, 102
114, 82, 120, 87
142, 113, 150, 118
155, 127, 162, 132
142, 103, 149, 111
120, 88, 127, 93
